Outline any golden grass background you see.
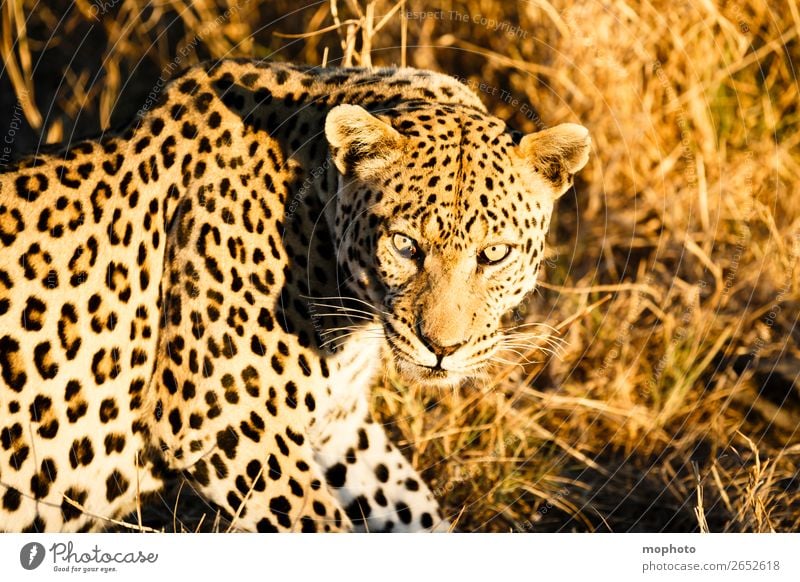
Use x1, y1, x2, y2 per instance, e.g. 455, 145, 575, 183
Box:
1, 0, 798, 532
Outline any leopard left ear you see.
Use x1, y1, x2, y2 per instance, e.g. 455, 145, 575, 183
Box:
325, 104, 404, 176
519, 123, 591, 198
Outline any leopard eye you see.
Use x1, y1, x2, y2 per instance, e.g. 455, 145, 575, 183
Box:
478, 244, 511, 265
392, 233, 418, 259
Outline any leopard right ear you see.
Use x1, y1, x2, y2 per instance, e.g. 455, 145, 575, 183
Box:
519, 123, 591, 198
325, 104, 404, 176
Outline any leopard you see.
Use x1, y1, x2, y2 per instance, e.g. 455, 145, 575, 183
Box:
0, 59, 590, 532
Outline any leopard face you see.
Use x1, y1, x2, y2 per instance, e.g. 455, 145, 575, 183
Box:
326, 103, 591, 385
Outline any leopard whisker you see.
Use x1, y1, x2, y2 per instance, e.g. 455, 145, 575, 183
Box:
503, 321, 561, 334
500, 342, 562, 358
308, 303, 378, 317
503, 330, 566, 343
496, 347, 547, 364
502, 332, 566, 351
487, 355, 542, 367
303, 295, 390, 316
319, 330, 384, 350
501, 340, 564, 356
311, 311, 375, 321
318, 325, 366, 337
323, 333, 385, 351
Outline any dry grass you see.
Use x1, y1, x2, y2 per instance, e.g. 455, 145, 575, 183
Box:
1, 0, 798, 532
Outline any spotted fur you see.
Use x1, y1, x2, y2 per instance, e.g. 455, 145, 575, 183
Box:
0, 60, 590, 532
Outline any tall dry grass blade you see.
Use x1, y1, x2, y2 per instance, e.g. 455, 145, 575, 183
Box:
692, 461, 710, 533
0, 0, 42, 130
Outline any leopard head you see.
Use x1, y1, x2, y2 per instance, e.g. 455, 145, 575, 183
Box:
325, 102, 590, 386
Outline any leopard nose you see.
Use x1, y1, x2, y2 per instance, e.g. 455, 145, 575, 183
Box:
416, 323, 465, 360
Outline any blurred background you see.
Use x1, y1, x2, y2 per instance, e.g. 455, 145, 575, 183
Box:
1, 0, 798, 532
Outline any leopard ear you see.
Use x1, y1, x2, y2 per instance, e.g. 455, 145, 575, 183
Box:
325, 104, 404, 176
519, 123, 591, 198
